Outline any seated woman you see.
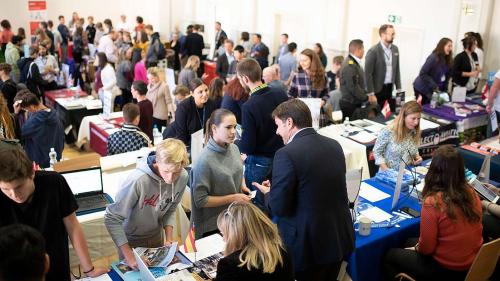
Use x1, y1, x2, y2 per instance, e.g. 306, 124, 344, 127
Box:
191, 109, 251, 239
215, 201, 294, 281
373, 101, 423, 171
163, 78, 217, 149
384, 145, 483, 281
482, 184, 500, 240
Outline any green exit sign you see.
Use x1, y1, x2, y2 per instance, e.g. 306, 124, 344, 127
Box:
388, 15, 402, 24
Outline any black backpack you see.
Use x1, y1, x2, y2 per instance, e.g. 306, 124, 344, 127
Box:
156, 39, 166, 60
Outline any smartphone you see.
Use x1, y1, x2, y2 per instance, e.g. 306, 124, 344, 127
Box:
400, 207, 420, 218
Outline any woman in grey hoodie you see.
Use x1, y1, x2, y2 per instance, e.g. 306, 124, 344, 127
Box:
191, 109, 252, 239
104, 138, 189, 270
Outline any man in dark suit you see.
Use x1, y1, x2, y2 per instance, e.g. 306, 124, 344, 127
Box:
213, 21, 227, 58
339, 39, 377, 120
216, 39, 234, 82
365, 24, 401, 111
185, 24, 205, 77
254, 99, 355, 281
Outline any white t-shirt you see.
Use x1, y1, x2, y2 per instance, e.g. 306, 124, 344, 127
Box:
494, 70, 500, 112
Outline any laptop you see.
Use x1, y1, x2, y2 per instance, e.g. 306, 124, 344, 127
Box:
471, 179, 499, 203
60, 167, 111, 214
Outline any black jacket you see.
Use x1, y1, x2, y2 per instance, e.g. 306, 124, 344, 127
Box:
18, 57, 47, 98
185, 32, 204, 58
264, 128, 355, 271
163, 96, 216, 148
215, 249, 294, 281
452, 51, 478, 87
216, 53, 230, 80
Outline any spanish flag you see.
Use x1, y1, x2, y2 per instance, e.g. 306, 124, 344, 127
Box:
183, 225, 197, 253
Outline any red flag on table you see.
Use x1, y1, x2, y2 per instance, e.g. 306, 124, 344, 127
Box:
382, 100, 392, 119
416, 95, 422, 106
183, 225, 197, 253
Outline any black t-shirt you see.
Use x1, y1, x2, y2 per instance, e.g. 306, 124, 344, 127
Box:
0, 171, 78, 281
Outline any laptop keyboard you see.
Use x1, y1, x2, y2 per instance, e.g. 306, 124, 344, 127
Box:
77, 194, 109, 212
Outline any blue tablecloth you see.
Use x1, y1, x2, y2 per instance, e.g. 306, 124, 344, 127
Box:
347, 178, 421, 281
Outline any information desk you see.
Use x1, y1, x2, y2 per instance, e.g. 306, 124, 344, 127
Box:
89, 116, 125, 156
348, 178, 421, 281
45, 89, 103, 143
422, 102, 488, 144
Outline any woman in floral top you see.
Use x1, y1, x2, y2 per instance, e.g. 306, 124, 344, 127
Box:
373, 101, 423, 170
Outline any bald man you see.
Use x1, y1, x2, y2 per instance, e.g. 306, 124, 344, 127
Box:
263, 65, 287, 93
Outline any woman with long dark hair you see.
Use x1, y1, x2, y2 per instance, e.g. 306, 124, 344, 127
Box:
384, 145, 483, 281
288, 48, 328, 98
452, 36, 480, 94
413, 38, 453, 104
191, 109, 251, 239
314, 43, 327, 68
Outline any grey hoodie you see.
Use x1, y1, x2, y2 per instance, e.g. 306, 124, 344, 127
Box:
104, 154, 188, 247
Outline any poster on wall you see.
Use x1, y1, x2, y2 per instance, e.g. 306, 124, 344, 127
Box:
28, 1, 47, 35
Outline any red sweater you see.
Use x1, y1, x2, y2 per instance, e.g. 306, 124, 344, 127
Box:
418, 188, 483, 271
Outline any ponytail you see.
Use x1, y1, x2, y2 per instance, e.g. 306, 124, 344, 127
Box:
204, 109, 235, 144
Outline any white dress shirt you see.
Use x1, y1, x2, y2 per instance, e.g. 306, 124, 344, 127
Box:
381, 42, 393, 84
98, 34, 118, 63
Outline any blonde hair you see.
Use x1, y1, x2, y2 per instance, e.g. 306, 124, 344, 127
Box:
147, 66, 165, 82
155, 138, 190, 167
185, 55, 200, 71
390, 100, 422, 144
0, 94, 15, 139
217, 202, 284, 274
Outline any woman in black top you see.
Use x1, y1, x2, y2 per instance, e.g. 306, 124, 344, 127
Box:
452, 36, 480, 94
163, 78, 216, 149
215, 202, 294, 281
170, 33, 181, 71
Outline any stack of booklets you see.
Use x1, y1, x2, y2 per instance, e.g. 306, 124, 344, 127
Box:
111, 234, 225, 281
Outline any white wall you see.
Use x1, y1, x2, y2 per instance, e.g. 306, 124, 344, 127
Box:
2, 0, 499, 89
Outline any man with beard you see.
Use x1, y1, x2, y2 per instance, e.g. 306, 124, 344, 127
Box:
236, 58, 288, 210
364, 24, 401, 111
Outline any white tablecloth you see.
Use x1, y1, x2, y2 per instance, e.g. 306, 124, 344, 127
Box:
318, 125, 370, 179
76, 111, 123, 147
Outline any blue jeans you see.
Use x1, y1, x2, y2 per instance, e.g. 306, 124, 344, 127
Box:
245, 155, 273, 210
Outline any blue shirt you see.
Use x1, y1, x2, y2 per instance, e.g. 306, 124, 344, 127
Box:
279, 52, 297, 81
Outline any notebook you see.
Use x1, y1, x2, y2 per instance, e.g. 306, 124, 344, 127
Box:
60, 167, 111, 214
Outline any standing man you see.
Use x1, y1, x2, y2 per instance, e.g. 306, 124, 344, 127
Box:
185, 24, 205, 77
116, 15, 131, 33
39, 22, 55, 55
227, 45, 245, 78
57, 15, 70, 64
0, 149, 108, 280
86, 16, 96, 47
340, 39, 377, 120
250, 34, 270, 69
278, 42, 297, 82
275, 33, 289, 64
213, 21, 227, 58
236, 58, 288, 209
254, 99, 355, 281
365, 24, 401, 111
216, 39, 234, 82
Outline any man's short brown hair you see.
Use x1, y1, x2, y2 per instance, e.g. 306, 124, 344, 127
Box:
236, 58, 262, 83
0, 149, 33, 182
272, 99, 312, 129
379, 24, 394, 36
122, 103, 140, 123
0, 63, 12, 74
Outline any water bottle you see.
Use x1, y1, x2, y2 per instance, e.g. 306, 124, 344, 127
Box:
430, 92, 438, 109
343, 117, 350, 136
153, 125, 162, 146
49, 148, 57, 169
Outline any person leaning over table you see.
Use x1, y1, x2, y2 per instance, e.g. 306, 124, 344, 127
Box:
215, 201, 295, 281
383, 145, 483, 281
104, 138, 189, 270
191, 109, 252, 239
373, 100, 423, 171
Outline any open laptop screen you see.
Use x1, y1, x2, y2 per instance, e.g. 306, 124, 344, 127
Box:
60, 167, 103, 196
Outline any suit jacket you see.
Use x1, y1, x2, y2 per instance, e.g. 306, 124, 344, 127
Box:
215, 29, 227, 51
364, 42, 401, 93
185, 32, 204, 58
265, 128, 355, 271
216, 53, 230, 80
339, 55, 367, 105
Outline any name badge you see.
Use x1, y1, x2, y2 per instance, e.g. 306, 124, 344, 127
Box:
441, 75, 446, 82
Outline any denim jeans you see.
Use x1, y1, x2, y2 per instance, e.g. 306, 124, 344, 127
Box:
244, 155, 273, 210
